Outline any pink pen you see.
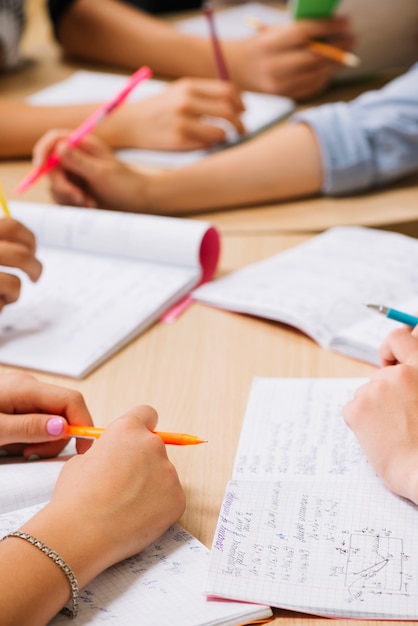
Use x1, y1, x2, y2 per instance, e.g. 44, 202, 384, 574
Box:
15, 65, 153, 195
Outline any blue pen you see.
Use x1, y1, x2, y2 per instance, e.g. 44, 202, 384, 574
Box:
366, 304, 418, 328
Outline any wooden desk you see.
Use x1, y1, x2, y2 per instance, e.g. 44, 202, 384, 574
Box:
0, 7, 415, 623
197, 175, 418, 236
0, 233, 395, 625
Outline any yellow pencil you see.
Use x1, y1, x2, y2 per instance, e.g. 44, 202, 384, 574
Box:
0, 182, 10, 217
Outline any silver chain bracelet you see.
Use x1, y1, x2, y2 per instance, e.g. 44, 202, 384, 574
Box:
1, 531, 79, 618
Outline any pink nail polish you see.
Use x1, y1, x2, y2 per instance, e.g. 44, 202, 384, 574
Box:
46, 417, 65, 436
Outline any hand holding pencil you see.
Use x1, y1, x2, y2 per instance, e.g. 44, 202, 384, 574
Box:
0, 190, 42, 311
246, 15, 360, 68
15, 65, 152, 195
207, 13, 355, 98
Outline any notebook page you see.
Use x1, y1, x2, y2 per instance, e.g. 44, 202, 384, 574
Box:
233, 377, 377, 482
330, 296, 418, 365
194, 226, 418, 359
0, 245, 198, 377
0, 503, 272, 626
207, 479, 418, 618
0, 460, 272, 624
28, 70, 294, 169
0, 203, 216, 376
10, 202, 209, 270
0, 459, 65, 513
50, 525, 272, 626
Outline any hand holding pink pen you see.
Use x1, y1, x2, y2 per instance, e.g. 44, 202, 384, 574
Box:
15, 65, 152, 195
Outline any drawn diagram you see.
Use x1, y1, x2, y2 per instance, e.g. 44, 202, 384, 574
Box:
345, 533, 403, 595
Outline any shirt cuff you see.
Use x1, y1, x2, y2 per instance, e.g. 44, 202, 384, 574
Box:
293, 103, 376, 196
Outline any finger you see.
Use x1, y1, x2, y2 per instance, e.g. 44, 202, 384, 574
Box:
48, 166, 91, 207
130, 404, 159, 432
0, 272, 21, 305
33, 129, 72, 168
167, 77, 244, 112
0, 373, 93, 425
180, 78, 245, 112
56, 142, 111, 188
172, 118, 229, 149
0, 413, 68, 446
179, 94, 246, 134
379, 327, 418, 366
0, 241, 42, 282
0, 439, 75, 460
267, 64, 335, 99
0, 218, 37, 252
288, 16, 352, 44
23, 436, 92, 458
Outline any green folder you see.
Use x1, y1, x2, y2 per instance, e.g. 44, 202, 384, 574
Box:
292, 0, 341, 19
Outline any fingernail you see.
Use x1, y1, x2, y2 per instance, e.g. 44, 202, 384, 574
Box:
46, 417, 66, 436
0, 449, 8, 457
27, 454, 41, 462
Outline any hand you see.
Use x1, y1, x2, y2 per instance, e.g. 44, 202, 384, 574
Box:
111, 77, 245, 150
0, 372, 94, 458
0, 218, 42, 311
33, 130, 147, 212
224, 17, 355, 98
379, 325, 418, 366
343, 327, 418, 505
27, 406, 186, 585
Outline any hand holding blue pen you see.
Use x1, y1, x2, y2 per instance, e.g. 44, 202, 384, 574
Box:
366, 304, 418, 328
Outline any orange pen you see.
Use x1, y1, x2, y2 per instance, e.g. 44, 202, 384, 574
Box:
66, 425, 206, 445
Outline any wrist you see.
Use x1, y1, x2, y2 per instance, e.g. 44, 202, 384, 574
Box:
21, 502, 108, 589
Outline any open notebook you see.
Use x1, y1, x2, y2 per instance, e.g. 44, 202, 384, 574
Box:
29, 70, 295, 169
0, 202, 220, 378
193, 226, 418, 366
0, 457, 272, 625
206, 377, 418, 619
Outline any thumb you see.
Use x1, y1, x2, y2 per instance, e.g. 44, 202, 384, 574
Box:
0, 414, 67, 446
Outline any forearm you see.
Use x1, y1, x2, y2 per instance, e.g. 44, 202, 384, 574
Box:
0, 504, 107, 626
0, 101, 138, 158
146, 123, 323, 214
55, 0, 215, 77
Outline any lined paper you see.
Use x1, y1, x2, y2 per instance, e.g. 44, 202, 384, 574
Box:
194, 226, 418, 365
0, 459, 272, 625
206, 377, 418, 619
0, 202, 214, 377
